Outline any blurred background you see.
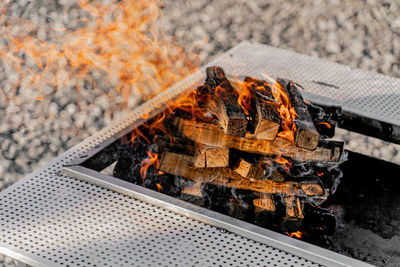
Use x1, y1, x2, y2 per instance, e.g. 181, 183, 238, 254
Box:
1, 0, 400, 266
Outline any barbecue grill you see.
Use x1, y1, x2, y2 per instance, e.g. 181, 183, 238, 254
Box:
2, 41, 398, 266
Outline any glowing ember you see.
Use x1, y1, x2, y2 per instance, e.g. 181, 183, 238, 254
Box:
286, 231, 304, 239
156, 183, 163, 192
316, 122, 332, 129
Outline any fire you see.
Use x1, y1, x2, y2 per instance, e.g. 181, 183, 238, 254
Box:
316, 122, 332, 129
235, 74, 297, 144
0, 0, 199, 113
234, 75, 297, 171
235, 79, 254, 116
267, 78, 297, 143
274, 153, 292, 172
140, 150, 159, 180
156, 183, 163, 192
286, 231, 304, 239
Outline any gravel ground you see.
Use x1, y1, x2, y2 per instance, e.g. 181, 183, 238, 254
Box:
1, 0, 400, 266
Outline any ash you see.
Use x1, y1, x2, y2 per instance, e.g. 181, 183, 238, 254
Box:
1, 0, 400, 266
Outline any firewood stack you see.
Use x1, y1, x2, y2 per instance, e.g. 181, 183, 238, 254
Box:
114, 66, 344, 235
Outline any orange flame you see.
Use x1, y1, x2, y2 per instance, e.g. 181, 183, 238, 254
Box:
316, 122, 332, 129
140, 150, 159, 180
156, 183, 163, 192
0, 0, 199, 113
269, 79, 297, 143
235, 74, 297, 144
286, 231, 303, 239
234, 75, 297, 171
235, 80, 254, 116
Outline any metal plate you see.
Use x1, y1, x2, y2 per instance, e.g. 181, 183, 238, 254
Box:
0, 42, 377, 267
210, 41, 400, 124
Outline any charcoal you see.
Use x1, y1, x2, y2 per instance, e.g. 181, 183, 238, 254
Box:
303, 204, 336, 236
143, 172, 183, 197
201, 183, 256, 222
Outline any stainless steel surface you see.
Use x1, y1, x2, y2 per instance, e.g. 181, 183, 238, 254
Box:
1, 41, 392, 266
211, 41, 400, 126
63, 165, 372, 267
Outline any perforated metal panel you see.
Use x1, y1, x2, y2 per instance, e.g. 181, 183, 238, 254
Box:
208, 41, 400, 127
0, 42, 377, 267
1, 176, 323, 267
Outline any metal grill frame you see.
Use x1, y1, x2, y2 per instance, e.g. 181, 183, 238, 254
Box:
0, 41, 387, 267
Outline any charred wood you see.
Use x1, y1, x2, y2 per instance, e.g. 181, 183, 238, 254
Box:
159, 151, 326, 199
277, 79, 320, 150
244, 77, 281, 140
201, 183, 256, 222
303, 204, 336, 236
306, 102, 342, 138
153, 135, 195, 155
200, 66, 248, 137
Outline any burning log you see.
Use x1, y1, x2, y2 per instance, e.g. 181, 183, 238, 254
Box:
110, 66, 345, 236
253, 194, 276, 212
230, 156, 266, 180
243, 77, 281, 140
300, 179, 325, 196
306, 102, 342, 138
199, 67, 248, 137
172, 116, 342, 162
159, 151, 327, 199
159, 151, 243, 181
277, 79, 320, 150
201, 183, 256, 222
153, 135, 195, 155
284, 196, 304, 220
181, 182, 202, 197
194, 144, 229, 168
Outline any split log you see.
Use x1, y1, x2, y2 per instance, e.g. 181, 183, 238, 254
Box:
206, 98, 248, 137
153, 135, 195, 155
181, 182, 202, 197
159, 151, 243, 181
300, 179, 325, 196
193, 144, 206, 168
172, 116, 342, 162
159, 151, 327, 199
244, 77, 281, 140
231, 157, 266, 180
194, 144, 229, 168
277, 79, 320, 150
284, 196, 304, 220
200, 66, 248, 137
253, 194, 276, 212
